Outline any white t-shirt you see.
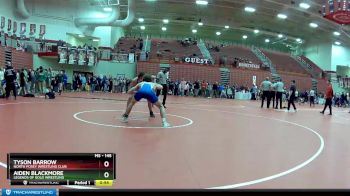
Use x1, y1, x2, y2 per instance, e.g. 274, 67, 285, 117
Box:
310, 90, 315, 97
0, 70, 4, 81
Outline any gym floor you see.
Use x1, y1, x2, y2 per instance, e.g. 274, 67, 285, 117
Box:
0, 93, 349, 189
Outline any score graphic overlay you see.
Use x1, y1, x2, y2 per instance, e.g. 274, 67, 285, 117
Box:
7, 153, 116, 187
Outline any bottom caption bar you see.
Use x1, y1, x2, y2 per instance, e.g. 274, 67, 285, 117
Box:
10, 180, 96, 186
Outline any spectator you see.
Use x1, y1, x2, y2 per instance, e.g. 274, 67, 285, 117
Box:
4, 62, 17, 99
320, 80, 333, 115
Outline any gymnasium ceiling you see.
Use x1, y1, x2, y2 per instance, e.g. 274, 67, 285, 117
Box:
114, 0, 348, 48
27, 0, 350, 48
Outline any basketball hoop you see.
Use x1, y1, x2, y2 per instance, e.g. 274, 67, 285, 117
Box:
322, 0, 350, 25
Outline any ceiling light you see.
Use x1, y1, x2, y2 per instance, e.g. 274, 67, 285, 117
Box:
216, 31, 221, 36
245, 7, 256, 12
278, 34, 283, 38
78, 35, 85, 38
254, 29, 260, 34
140, 26, 145, 30
138, 18, 144, 23
335, 41, 341, 45
225, 25, 229, 29
299, 3, 310, 9
265, 39, 270, 43
192, 29, 197, 33
309, 23, 318, 28
196, 0, 208, 5
162, 27, 167, 31
277, 14, 287, 19
333, 31, 341, 36
243, 35, 248, 39
163, 19, 169, 24
103, 7, 112, 12
198, 22, 203, 26
92, 39, 100, 42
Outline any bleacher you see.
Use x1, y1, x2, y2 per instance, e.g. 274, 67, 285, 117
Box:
115, 37, 143, 54
301, 56, 324, 78
149, 38, 203, 61
209, 44, 261, 65
262, 50, 309, 75
0, 46, 33, 70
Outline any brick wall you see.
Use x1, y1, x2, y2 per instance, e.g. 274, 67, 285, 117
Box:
170, 64, 220, 83
279, 73, 312, 92
12, 49, 33, 70
230, 68, 271, 87
0, 47, 33, 70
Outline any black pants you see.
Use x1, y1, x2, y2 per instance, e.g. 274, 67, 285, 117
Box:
322, 98, 332, 114
156, 84, 168, 106
288, 96, 296, 111
275, 92, 283, 109
5, 82, 17, 99
251, 93, 256, 100
310, 96, 315, 107
261, 91, 270, 108
270, 91, 276, 108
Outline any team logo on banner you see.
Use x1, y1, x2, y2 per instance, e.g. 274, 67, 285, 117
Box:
6, 189, 11, 195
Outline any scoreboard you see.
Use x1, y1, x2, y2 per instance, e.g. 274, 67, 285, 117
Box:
7, 153, 116, 187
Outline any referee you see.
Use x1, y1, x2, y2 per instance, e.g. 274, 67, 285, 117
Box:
156, 68, 169, 108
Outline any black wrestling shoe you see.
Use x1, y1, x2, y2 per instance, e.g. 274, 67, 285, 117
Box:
150, 112, 155, 118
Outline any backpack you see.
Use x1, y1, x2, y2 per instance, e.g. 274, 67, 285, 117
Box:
24, 93, 35, 98
46, 92, 55, 99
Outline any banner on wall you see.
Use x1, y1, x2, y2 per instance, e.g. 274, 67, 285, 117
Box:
1, 17, 4, 29
7, 19, 11, 31
13, 21, 17, 33
68, 48, 78, 65
58, 47, 68, 64
184, 57, 210, 64
253, 76, 257, 85
238, 63, 260, 69
128, 53, 135, 63
30, 24, 36, 35
78, 49, 87, 65
20, 23, 26, 34
39, 25, 46, 35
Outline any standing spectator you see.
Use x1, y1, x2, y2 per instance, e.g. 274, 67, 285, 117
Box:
57, 71, 64, 95
251, 84, 257, 100
227, 85, 233, 99
275, 79, 284, 109
4, 62, 17, 99
320, 80, 333, 115
156, 68, 169, 107
18, 69, 27, 96
80, 74, 87, 91
180, 78, 186, 96
184, 82, 190, 96
27, 69, 32, 93
260, 77, 272, 108
63, 71, 68, 91
90, 76, 96, 93
37, 67, 46, 94
109, 77, 113, 93
201, 80, 208, 97
309, 88, 315, 107
194, 80, 200, 97
174, 80, 179, 96
212, 82, 219, 98
287, 80, 297, 112
31, 69, 36, 94
0, 67, 5, 95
